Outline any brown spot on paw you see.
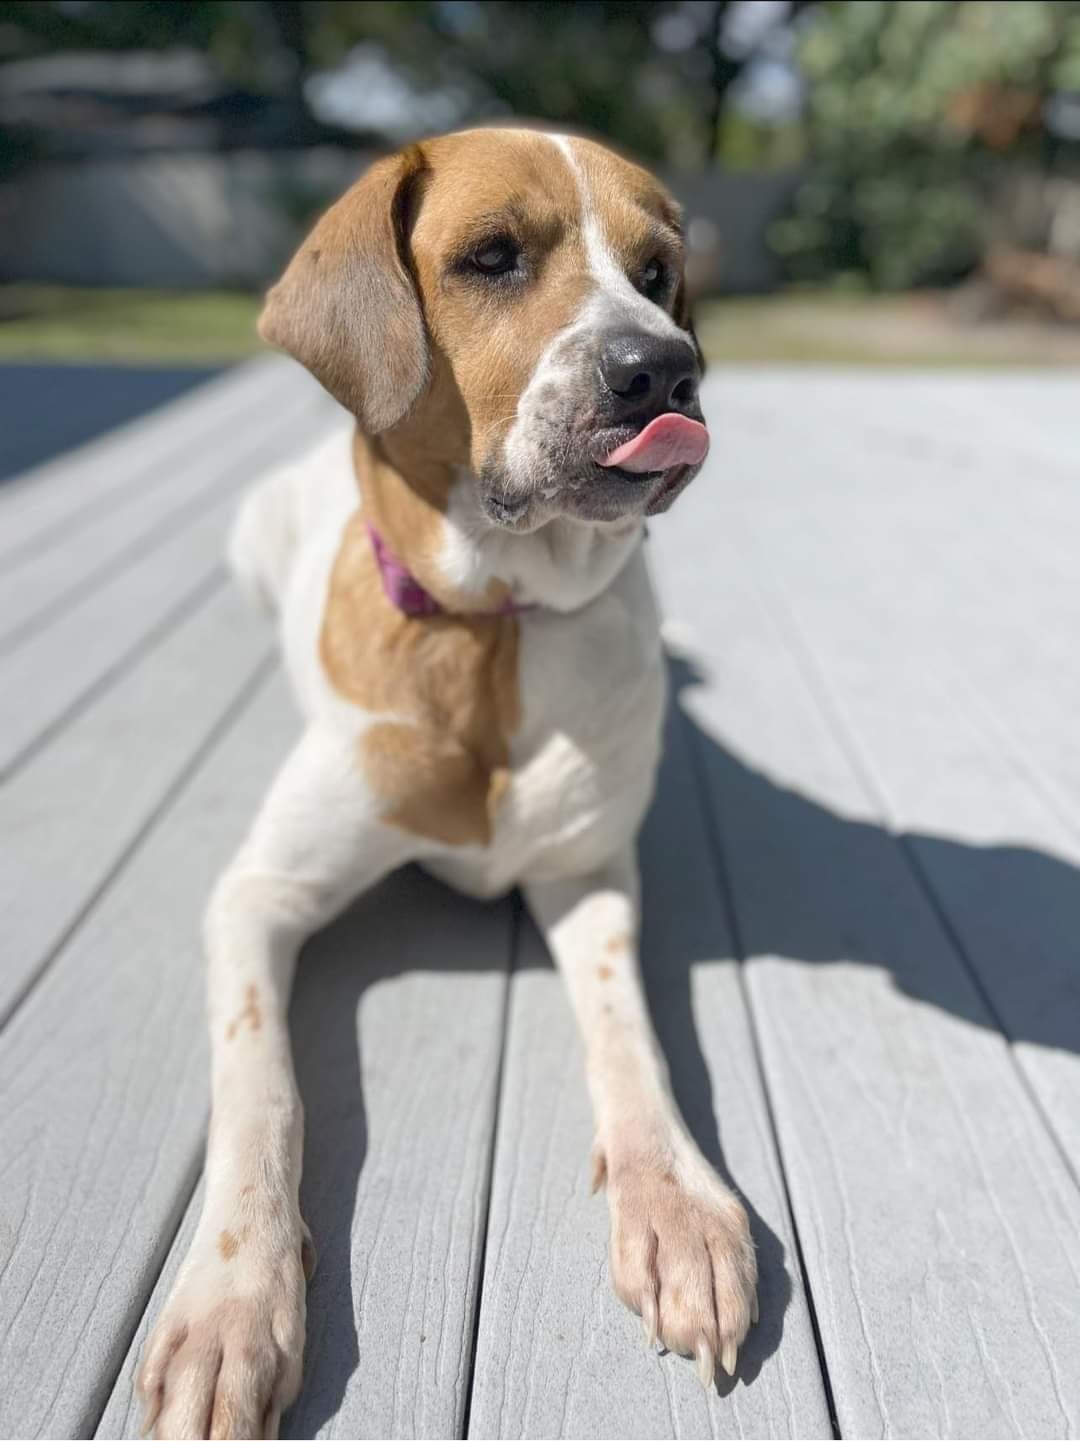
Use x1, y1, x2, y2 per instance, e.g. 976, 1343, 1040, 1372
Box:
605, 931, 632, 955
597, 963, 613, 981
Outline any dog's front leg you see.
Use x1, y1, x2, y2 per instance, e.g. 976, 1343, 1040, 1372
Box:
138, 728, 417, 1440
524, 849, 757, 1385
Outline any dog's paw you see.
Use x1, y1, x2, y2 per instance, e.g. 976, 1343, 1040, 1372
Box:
603, 1151, 757, 1384
137, 1221, 311, 1439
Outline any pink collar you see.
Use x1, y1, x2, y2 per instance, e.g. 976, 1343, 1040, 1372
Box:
366, 523, 533, 618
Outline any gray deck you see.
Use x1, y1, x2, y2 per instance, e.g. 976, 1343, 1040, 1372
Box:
2, 359, 1079, 1441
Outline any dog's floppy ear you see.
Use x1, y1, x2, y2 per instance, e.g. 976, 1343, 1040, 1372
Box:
259, 147, 429, 433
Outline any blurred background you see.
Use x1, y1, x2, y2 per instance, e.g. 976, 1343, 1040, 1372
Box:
3, 0, 1080, 473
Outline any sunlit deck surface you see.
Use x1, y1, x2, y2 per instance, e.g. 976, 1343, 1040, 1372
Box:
3, 358, 1079, 1440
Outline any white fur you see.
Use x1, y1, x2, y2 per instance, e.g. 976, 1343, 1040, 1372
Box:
549, 133, 684, 341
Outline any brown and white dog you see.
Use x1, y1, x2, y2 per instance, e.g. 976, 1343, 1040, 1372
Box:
137, 127, 757, 1439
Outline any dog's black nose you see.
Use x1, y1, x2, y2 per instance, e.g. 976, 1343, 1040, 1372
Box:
598, 335, 699, 413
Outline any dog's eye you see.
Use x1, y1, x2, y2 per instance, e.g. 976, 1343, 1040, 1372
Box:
639, 258, 666, 296
471, 238, 520, 277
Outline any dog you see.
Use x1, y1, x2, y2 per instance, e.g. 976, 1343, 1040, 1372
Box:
137, 126, 757, 1439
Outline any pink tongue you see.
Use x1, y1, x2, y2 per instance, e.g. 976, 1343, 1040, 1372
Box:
600, 413, 709, 473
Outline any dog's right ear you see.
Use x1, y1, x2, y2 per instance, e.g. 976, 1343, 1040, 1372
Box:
259, 147, 429, 433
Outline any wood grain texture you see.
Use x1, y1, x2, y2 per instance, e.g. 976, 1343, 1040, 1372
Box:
467, 708, 832, 1441
0, 359, 298, 565
0, 675, 299, 1440
280, 871, 510, 1441
9, 366, 1080, 1440
95, 1181, 203, 1440
98, 871, 512, 1441
709, 375, 1080, 1181
0, 380, 328, 651
648, 383, 1080, 1439
0, 585, 271, 1026
0, 398, 332, 779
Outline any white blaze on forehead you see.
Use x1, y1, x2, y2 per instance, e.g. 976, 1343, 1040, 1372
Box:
544, 133, 684, 341
498, 129, 690, 505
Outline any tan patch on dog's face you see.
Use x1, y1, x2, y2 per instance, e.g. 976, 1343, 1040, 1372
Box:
401, 130, 682, 477
400, 131, 587, 476
320, 510, 520, 846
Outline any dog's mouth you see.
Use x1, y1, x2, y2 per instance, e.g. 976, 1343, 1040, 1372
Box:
481, 413, 709, 529
587, 412, 709, 516
603, 463, 665, 484
595, 413, 710, 477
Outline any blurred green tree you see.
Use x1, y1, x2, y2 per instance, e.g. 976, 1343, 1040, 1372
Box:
774, 0, 1080, 289
0, 0, 805, 166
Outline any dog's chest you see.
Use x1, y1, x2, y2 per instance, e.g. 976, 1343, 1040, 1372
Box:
284, 496, 666, 893
426, 553, 667, 895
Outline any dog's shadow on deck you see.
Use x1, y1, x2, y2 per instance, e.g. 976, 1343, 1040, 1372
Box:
283, 653, 1080, 1433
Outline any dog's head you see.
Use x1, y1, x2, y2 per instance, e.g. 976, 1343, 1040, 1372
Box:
260, 127, 707, 530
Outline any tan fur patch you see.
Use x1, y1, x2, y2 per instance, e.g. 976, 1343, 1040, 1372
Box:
605, 931, 632, 954
400, 130, 595, 475
597, 963, 614, 981
225, 984, 261, 1041
218, 1229, 241, 1261
321, 503, 520, 846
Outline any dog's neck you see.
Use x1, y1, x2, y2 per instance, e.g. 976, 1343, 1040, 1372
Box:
353, 429, 642, 616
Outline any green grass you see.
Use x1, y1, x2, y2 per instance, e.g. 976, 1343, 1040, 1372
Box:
2, 283, 1078, 369
696, 291, 1080, 367
0, 286, 264, 364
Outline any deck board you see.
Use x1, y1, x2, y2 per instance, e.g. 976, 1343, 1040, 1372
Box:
646, 384, 1080, 1438
707, 381, 1080, 1178
2, 364, 1079, 1439
0, 376, 328, 651
0, 360, 299, 566
0, 392, 332, 779
0, 674, 298, 1440
466, 709, 832, 1441
0, 585, 271, 1025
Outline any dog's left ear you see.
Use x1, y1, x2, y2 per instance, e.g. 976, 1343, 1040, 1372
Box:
259, 146, 429, 433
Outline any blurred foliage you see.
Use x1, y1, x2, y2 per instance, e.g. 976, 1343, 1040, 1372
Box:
7, 0, 1080, 292
0, 0, 796, 166
774, 0, 1080, 289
